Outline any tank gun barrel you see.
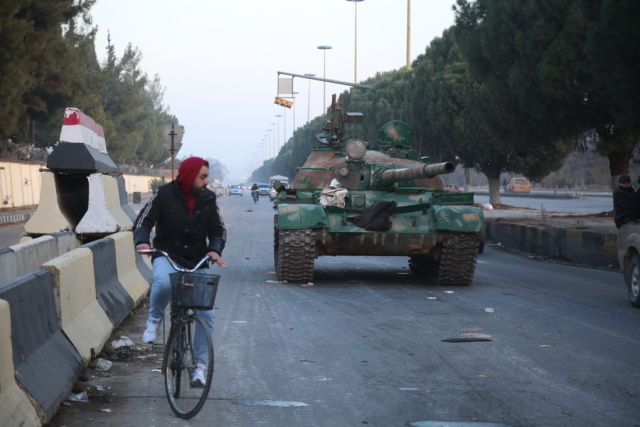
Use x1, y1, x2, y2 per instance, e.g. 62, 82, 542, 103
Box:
375, 161, 455, 186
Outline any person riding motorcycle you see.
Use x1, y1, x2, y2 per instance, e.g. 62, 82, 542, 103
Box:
250, 183, 259, 201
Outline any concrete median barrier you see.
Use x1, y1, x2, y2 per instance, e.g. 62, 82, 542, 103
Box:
107, 232, 150, 304
43, 248, 112, 364
76, 174, 133, 234
0, 270, 84, 423
82, 238, 134, 326
0, 299, 41, 427
486, 221, 618, 268
24, 170, 71, 235
117, 175, 138, 223
1, 232, 78, 283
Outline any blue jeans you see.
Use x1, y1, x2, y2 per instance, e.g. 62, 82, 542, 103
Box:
150, 256, 215, 367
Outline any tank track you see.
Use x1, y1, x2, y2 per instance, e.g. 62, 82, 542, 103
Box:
409, 232, 479, 286
274, 222, 316, 283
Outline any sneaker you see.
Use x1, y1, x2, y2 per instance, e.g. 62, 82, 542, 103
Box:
142, 318, 161, 343
190, 364, 207, 388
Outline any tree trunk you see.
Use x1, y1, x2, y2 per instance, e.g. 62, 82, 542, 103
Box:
464, 167, 470, 192
479, 160, 503, 207
488, 177, 502, 206
607, 150, 632, 193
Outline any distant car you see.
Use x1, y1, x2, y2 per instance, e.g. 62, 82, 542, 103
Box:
229, 185, 243, 196
258, 183, 270, 197
506, 177, 531, 193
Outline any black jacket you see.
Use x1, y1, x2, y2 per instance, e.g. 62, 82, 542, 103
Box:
613, 186, 639, 228
133, 180, 226, 268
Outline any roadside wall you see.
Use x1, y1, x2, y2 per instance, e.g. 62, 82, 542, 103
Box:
0, 160, 157, 209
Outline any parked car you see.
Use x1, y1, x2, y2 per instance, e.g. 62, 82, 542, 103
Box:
617, 224, 640, 308
229, 185, 243, 196
258, 183, 270, 196
506, 177, 531, 193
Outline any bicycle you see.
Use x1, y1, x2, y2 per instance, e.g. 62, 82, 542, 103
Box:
251, 189, 259, 203
137, 248, 220, 419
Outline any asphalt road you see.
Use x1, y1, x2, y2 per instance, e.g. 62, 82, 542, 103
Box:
40, 192, 640, 427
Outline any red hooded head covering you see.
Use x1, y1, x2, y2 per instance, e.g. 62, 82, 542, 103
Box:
176, 157, 209, 213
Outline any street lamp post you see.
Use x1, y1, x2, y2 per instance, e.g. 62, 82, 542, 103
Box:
265, 129, 271, 159
406, 0, 411, 70
292, 91, 298, 133
275, 115, 282, 155
271, 123, 277, 158
304, 74, 315, 123
346, 0, 364, 83
317, 46, 332, 114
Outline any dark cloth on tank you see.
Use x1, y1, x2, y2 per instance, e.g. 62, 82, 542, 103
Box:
348, 200, 396, 231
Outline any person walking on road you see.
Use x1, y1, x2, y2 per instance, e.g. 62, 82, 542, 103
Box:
133, 156, 226, 387
613, 175, 640, 228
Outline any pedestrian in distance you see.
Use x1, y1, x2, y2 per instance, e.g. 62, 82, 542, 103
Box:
133, 156, 226, 387
613, 175, 640, 228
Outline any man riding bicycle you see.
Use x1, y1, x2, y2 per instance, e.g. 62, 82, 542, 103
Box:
134, 156, 226, 387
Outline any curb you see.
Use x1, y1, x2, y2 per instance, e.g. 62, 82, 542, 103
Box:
0, 212, 34, 225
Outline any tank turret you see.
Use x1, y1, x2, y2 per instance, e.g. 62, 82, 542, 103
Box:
273, 94, 485, 287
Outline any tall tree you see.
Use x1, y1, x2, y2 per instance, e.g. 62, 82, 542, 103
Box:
0, 0, 95, 140
453, 0, 640, 191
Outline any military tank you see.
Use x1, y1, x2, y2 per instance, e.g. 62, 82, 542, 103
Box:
272, 94, 485, 285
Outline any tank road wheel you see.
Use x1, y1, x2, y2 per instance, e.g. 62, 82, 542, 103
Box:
410, 232, 480, 286
275, 228, 316, 283
626, 254, 640, 308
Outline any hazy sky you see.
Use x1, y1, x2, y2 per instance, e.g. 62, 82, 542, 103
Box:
90, 0, 457, 183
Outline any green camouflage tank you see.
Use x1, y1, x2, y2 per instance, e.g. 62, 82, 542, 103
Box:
272, 95, 485, 285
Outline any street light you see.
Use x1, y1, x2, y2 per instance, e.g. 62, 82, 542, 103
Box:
317, 45, 332, 114
406, 0, 411, 70
304, 73, 315, 123
292, 91, 298, 132
266, 129, 272, 157
275, 115, 282, 154
271, 123, 276, 158
346, 0, 364, 83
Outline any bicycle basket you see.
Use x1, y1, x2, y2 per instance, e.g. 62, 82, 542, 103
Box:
169, 272, 220, 309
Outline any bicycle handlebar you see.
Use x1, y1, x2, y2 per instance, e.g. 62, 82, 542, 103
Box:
137, 248, 214, 273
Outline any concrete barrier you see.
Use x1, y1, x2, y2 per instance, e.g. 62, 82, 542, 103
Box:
117, 175, 138, 223
0, 247, 17, 283
24, 170, 71, 235
107, 232, 150, 304
43, 248, 112, 364
82, 238, 134, 326
1, 232, 78, 283
0, 270, 84, 423
76, 174, 132, 235
0, 299, 41, 427
486, 221, 618, 268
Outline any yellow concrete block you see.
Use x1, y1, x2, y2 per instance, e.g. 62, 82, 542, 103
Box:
0, 299, 41, 427
43, 248, 112, 364
107, 232, 150, 304
24, 171, 70, 235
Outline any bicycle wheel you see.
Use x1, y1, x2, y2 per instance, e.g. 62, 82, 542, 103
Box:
163, 315, 214, 419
